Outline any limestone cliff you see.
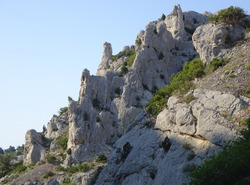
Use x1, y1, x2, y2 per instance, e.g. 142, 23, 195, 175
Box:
2, 4, 249, 185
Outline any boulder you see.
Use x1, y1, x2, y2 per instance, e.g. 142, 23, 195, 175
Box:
23, 129, 46, 165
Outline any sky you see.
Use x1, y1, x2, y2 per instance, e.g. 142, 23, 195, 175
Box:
0, 0, 249, 150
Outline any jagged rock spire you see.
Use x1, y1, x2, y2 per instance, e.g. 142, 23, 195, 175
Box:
96, 42, 112, 76
165, 4, 185, 40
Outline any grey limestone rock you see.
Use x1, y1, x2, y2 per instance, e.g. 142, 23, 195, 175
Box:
23, 129, 46, 165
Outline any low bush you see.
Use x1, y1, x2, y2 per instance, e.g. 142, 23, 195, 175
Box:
89, 166, 104, 185
148, 166, 157, 179
67, 148, 72, 155
58, 107, 68, 116
162, 136, 171, 152
92, 99, 100, 109
135, 38, 142, 46
114, 87, 121, 95
58, 134, 68, 150
243, 91, 250, 98
43, 171, 54, 179
96, 116, 100, 122
158, 51, 164, 60
161, 13, 166, 21
96, 154, 107, 163
189, 117, 250, 185
127, 50, 136, 67
208, 6, 246, 26
0, 154, 11, 178
83, 112, 89, 121
77, 162, 90, 172
184, 95, 195, 104
120, 64, 128, 75
111, 49, 135, 62
147, 58, 204, 115
206, 58, 229, 73
183, 142, 192, 150
187, 151, 196, 161
46, 154, 57, 164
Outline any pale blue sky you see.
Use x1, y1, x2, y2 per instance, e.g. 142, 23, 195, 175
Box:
0, 0, 249, 149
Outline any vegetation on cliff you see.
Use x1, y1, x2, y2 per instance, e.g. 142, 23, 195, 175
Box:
209, 6, 246, 26
189, 118, 250, 185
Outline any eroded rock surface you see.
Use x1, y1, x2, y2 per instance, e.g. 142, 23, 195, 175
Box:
24, 129, 46, 165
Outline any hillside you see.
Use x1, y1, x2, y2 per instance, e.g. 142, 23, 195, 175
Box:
0, 5, 249, 185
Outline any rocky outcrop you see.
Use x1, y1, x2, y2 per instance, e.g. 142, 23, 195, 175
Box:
96, 89, 249, 185
156, 89, 249, 145
96, 42, 113, 76
23, 129, 46, 165
18, 4, 250, 185
63, 4, 208, 165
45, 113, 69, 139
193, 22, 245, 64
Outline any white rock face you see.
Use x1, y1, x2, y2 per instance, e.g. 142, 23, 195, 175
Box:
193, 23, 245, 64
23, 129, 46, 165
156, 89, 248, 145
96, 42, 112, 76
192, 23, 228, 64
95, 125, 217, 185
96, 89, 248, 185
65, 4, 206, 165
45, 114, 69, 139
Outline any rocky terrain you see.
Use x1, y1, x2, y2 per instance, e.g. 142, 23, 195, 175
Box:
1, 4, 249, 185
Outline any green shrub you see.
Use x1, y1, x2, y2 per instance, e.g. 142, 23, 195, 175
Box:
114, 87, 121, 95
62, 178, 71, 184
56, 165, 65, 171
59, 137, 68, 150
147, 58, 204, 115
184, 95, 195, 104
27, 161, 35, 169
228, 73, 237, 78
77, 162, 90, 172
46, 154, 57, 164
96, 116, 100, 122
158, 51, 164, 60
182, 163, 196, 173
127, 49, 136, 67
161, 13, 166, 21
206, 58, 229, 74
96, 154, 107, 163
43, 171, 54, 179
68, 96, 73, 101
135, 38, 142, 46
58, 107, 68, 116
246, 64, 250, 70
189, 117, 250, 185
83, 111, 89, 121
162, 136, 171, 152
187, 151, 196, 161
67, 148, 72, 155
136, 96, 141, 101
120, 65, 128, 75
111, 49, 135, 62
208, 6, 246, 26
183, 142, 191, 150
67, 166, 78, 174
243, 91, 250, 98
92, 99, 100, 108
0, 154, 12, 178
121, 142, 132, 162
174, 30, 178, 34
148, 166, 157, 179
89, 166, 104, 185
